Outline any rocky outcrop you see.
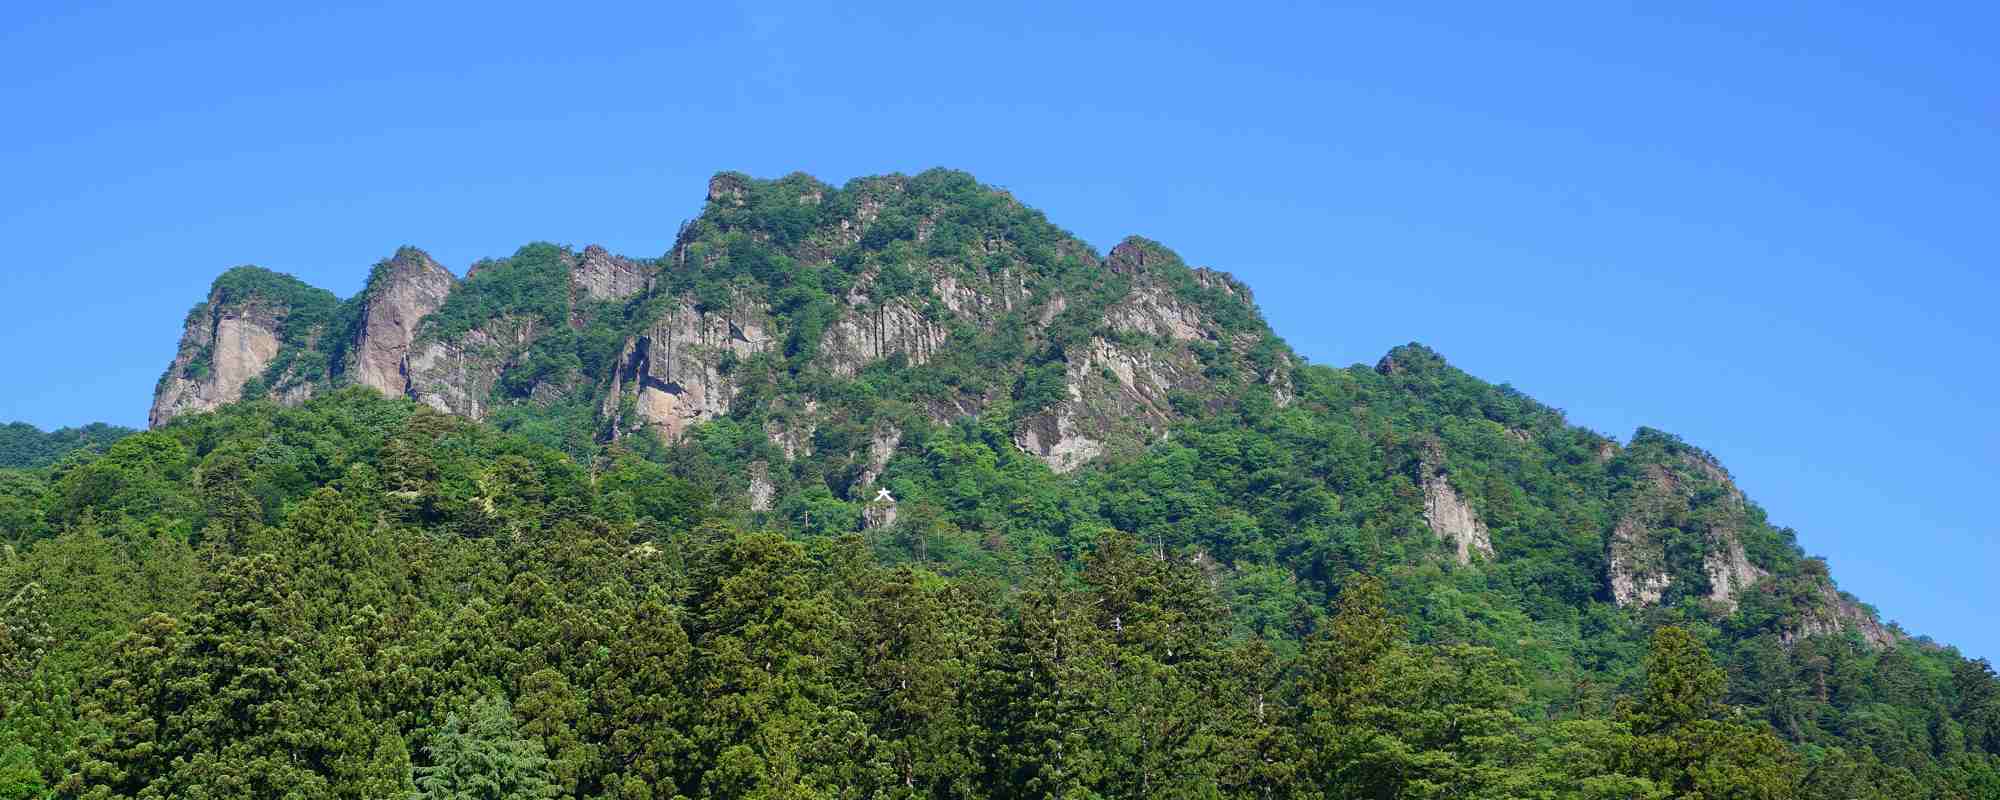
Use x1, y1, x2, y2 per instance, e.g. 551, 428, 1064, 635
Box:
1608, 512, 1675, 607
707, 173, 750, 206
747, 461, 775, 513
1104, 239, 1214, 343
151, 302, 285, 428
856, 427, 901, 488
1791, 580, 1897, 649
818, 296, 948, 377
351, 248, 454, 397
1607, 449, 1769, 609
600, 297, 772, 445
148, 266, 346, 429
1418, 448, 1494, 564
1703, 537, 1767, 610
405, 315, 542, 421
571, 245, 648, 304
1106, 284, 1208, 342
1013, 336, 1183, 473
862, 487, 898, 529
1014, 400, 1107, 474
764, 412, 817, 462
1012, 239, 1286, 472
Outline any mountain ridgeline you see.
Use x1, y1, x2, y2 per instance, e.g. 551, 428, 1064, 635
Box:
143, 169, 1879, 627
152, 171, 1286, 473
3, 168, 1983, 796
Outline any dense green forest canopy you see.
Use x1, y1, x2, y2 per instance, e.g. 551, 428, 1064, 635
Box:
0, 423, 132, 470
1, 382, 1993, 798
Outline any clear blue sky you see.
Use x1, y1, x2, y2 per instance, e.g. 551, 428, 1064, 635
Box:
2, 2, 1994, 658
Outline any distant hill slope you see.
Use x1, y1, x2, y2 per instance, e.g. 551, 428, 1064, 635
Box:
0, 421, 133, 469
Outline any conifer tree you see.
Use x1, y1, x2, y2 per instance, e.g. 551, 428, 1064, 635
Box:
414, 695, 558, 800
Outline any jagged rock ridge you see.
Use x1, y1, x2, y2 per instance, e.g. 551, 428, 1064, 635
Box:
1607, 436, 1769, 610
148, 168, 1900, 651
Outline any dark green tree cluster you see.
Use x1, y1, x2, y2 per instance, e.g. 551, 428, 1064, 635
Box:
0, 423, 132, 470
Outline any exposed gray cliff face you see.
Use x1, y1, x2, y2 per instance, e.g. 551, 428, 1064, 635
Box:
1419, 447, 1495, 565
351, 248, 455, 397
818, 293, 949, 377
600, 296, 773, 445
151, 294, 286, 428
747, 461, 775, 513
1704, 537, 1767, 611
855, 427, 902, 488
571, 245, 649, 304
1013, 238, 1291, 472
1014, 394, 1108, 473
1608, 464, 1692, 608
1791, 580, 1898, 649
405, 315, 543, 421
1607, 455, 1766, 609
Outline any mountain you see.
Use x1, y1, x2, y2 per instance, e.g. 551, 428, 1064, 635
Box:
3, 169, 1991, 796
141, 168, 1892, 639
149, 172, 1292, 473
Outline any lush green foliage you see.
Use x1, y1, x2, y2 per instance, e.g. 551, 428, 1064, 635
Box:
0, 423, 131, 470
418, 243, 577, 343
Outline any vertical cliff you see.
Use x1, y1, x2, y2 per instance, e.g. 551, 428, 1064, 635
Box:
150, 267, 339, 428
350, 247, 456, 397
599, 292, 774, 445
1418, 442, 1495, 565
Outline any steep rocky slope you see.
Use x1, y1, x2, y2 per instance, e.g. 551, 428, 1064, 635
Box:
349, 247, 455, 397
150, 267, 339, 427
147, 168, 1898, 651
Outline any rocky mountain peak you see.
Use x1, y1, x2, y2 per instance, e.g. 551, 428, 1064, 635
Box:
150, 267, 337, 428
350, 247, 455, 397
1607, 433, 1761, 609
140, 167, 1910, 658
571, 245, 649, 304
707, 172, 751, 205
1107, 236, 1176, 275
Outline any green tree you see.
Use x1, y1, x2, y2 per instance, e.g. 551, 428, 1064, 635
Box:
689, 532, 869, 799
591, 599, 696, 800
415, 695, 558, 800
1617, 626, 1802, 800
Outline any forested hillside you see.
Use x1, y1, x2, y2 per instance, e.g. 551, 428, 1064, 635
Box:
0, 423, 131, 470
1, 169, 1995, 797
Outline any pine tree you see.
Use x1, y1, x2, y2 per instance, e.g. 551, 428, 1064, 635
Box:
688, 532, 868, 799
1297, 574, 1403, 799
982, 558, 1112, 798
591, 599, 696, 800
414, 695, 558, 800
856, 567, 994, 798
1618, 626, 1803, 800
60, 613, 184, 799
